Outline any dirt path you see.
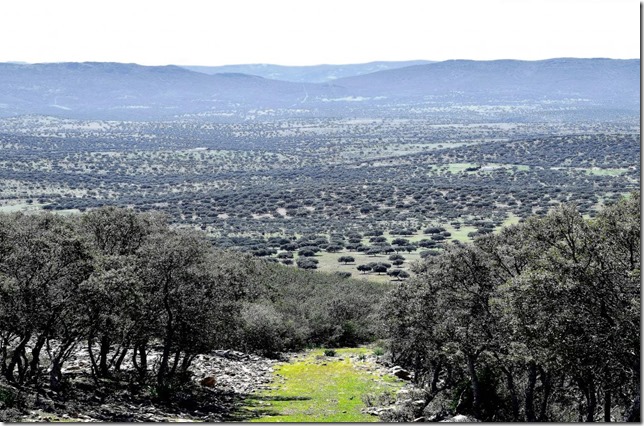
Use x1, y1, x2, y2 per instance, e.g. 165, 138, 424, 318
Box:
239, 347, 404, 422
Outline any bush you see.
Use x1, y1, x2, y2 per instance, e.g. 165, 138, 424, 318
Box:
240, 302, 300, 356
324, 349, 336, 357
297, 258, 319, 269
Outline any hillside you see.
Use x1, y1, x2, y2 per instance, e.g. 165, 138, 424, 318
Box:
334, 58, 640, 105
0, 58, 638, 120
182, 60, 434, 83
0, 62, 341, 119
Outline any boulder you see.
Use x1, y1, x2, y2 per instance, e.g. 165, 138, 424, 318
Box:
390, 366, 412, 380
440, 414, 480, 422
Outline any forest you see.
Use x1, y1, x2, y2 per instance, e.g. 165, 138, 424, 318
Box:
0, 192, 639, 421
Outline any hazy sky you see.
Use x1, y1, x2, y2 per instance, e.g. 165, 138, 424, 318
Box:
0, 0, 639, 66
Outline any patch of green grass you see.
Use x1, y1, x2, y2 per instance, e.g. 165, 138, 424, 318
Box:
444, 163, 479, 173
0, 202, 45, 213
0, 202, 80, 216
443, 223, 477, 242
382, 231, 426, 244
312, 250, 421, 284
243, 348, 402, 422
582, 167, 629, 176
494, 212, 521, 233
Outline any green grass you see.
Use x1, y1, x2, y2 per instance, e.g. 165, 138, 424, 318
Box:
241, 348, 402, 422
0, 202, 46, 213
0, 202, 79, 216
381, 231, 426, 244
583, 167, 629, 176
426, 163, 532, 176
444, 163, 479, 173
494, 212, 521, 233
443, 223, 477, 242
310, 250, 421, 284
550, 166, 629, 177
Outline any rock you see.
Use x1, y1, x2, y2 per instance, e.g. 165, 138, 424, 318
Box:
364, 407, 395, 416
427, 412, 449, 422
199, 376, 216, 387
440, 414, 480, 422
390, 366, 412, 380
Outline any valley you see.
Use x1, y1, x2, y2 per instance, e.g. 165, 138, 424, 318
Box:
0, 57, 639, 423
0, 115, 638, 281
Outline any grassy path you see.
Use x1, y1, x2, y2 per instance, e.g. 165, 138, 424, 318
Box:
241, 348, 403, 422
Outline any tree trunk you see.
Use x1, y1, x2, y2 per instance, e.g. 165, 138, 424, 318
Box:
49, 358, 62, 392
604, 389, 611, 422
538, 368, 552, 421
446, 363, 453, 388
88, 338, 99, 379
430, 358, 442, 394
114, 345, 128, 372
99, 334, 111, 377
503, 367, 520, 421
28, 334, 47, 383
180, 353, 193, 373
525, 361, 537, 422
132, 342, 147, 383
139, 344, 147, 381
586, 374, 596, 422
466, 353, 481, 419
157, 277, 174, 386
5, 332, 31, 383
170, 349, 181, 376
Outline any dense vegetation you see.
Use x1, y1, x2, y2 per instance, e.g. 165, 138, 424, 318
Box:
0, 117, 638, 260
381, 193, 640, 422
0, 207, 386, 420
0, 194, 638, 422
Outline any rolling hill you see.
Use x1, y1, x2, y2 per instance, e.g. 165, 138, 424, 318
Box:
0, 58, 638, 120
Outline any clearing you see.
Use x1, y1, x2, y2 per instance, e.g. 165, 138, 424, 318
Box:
240, 348, 403, 422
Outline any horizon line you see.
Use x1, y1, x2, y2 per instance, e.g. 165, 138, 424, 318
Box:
1, 57, 639, 68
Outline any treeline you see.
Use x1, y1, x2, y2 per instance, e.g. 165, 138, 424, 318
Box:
381, 193, 640, 422
0, 207, 386, 399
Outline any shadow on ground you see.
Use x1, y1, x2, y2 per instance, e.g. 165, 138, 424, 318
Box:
225, 394, 312, 421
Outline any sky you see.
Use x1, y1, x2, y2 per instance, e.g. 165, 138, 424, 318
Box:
0, 0, 639, 66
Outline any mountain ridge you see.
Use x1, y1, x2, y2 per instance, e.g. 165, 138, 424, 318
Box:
181, 60, 435, 83
0, 58, 638, 120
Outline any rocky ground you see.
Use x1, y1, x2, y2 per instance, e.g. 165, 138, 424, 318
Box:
3, 346, 475, 422
6, 348, 281, 422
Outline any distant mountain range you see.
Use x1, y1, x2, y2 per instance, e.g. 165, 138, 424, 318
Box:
0, 59, 638, 120
181, 60, 435, 83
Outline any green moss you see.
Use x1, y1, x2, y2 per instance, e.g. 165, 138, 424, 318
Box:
243, 348, 402, 422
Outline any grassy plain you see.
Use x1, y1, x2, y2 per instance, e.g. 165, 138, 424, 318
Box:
243, 348, 402, 422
